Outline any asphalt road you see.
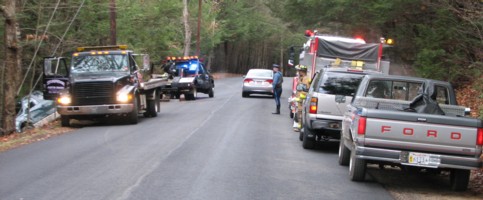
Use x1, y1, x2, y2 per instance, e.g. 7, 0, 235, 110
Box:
0, 77, 393, 200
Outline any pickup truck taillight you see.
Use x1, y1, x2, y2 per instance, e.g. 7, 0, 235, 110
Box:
309, 97, 318, 114
358, 117, 367, 135
477, 128, 483, 145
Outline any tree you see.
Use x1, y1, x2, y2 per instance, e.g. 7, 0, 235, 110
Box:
182, 0, 191, 56
0, 0, 22, 135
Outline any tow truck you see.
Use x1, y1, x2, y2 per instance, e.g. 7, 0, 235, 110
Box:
42, 45, 169, 126
161, 56, 214, 100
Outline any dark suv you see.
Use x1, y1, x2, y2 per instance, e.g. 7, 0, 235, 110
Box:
300, 67, 381, 149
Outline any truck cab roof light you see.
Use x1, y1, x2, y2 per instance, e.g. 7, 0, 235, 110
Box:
76, 45, 128, 52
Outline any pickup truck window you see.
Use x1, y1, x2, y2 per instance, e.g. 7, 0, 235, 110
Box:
366, 80, 423, 100
317, 72, 364, 96
434, 85, 450, 104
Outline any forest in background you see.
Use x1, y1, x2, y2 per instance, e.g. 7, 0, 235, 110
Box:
0, 0, 481, 133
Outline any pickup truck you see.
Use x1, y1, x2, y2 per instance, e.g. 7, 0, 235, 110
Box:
339, 74, 482, 191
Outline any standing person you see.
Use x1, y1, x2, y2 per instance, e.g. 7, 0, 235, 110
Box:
293, 65, 310, 131
272, 64, 283, 114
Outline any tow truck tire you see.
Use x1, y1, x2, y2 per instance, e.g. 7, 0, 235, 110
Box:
338, 139, 350, 166
450, 169, 470, 191
208, 86, 214, 98
349, 149, 366, 181
144, 91, 160, 117
128, 97, 139, 124
186, 88, 197, 100
302, 123, 315, 149
61, 115, 70, 127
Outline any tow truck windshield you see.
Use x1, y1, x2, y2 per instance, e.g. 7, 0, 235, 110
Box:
71, 54, 129, 74
175, 61, 200, 76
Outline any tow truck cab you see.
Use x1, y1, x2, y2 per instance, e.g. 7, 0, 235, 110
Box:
43, 45, 162, 126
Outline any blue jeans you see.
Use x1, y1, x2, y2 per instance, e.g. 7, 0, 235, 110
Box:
274, 87, 282, 106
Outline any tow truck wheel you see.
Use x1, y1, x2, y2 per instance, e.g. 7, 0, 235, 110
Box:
208, 86, 214, 98
450, 169, 470, 191
128, 97, 139, 124
144, 91, 160, 117
349, 149, 366, 181
61, 116, 70, 127
338, 139, 350, 166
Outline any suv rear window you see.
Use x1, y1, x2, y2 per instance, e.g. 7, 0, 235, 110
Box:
317, 72, 365, 96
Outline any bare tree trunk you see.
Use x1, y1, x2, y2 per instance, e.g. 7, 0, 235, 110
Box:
1, 1, 22, 135
182, 0, 191, 56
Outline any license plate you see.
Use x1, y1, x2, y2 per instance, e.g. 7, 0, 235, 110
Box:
408, 152, 440, 167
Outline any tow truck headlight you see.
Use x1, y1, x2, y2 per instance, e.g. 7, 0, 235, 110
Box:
57, 96, 72, 105
116, 93, 132, 103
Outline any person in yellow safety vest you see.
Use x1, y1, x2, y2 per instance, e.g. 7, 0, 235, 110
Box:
293, 65, 310, 132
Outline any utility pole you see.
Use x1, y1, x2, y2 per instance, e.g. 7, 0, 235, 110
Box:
196, 0, 201, 56
109, 0, 117, 45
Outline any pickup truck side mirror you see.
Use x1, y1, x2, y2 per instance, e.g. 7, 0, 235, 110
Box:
464, 107, 471, 116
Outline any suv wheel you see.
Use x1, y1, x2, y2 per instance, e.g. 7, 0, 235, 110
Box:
338, 139, 350, 166
302, 123, 315, 149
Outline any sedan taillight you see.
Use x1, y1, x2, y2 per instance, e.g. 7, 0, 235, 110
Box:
309, 97, 317, 114
244, 78, 253, 83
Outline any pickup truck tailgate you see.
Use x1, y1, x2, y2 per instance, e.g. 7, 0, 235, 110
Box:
362, 109, 482, 156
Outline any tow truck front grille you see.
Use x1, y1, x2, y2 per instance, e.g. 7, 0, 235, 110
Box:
73, 82, 114, 105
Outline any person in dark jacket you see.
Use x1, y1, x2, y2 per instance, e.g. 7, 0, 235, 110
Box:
272, 64, 283, 114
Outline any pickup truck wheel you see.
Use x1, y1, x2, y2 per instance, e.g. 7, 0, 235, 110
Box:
338, 139, 350, 166
302, 123, 315, 149
128, 97, 139, 124
61, 116, 70, 127
450, 169, 470, 191
349, 149, 366, 181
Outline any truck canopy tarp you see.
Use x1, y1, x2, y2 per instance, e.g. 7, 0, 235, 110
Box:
317, 39, 379, 62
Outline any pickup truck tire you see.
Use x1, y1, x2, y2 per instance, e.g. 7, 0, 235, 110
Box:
349, 150, 366, 181
61, 115, 70, 127
128, 97, 139, 124
450, 169, 470, 191
338, 140, 350, 166
302, 123, 315, 149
